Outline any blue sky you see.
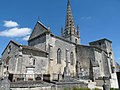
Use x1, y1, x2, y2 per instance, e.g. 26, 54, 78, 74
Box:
0, 0, 120, 63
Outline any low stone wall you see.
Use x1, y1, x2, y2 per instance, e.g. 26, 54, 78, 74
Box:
11, 87, 51, 90
0, 77, 10, 90
95, 79, 110, 87
10, 80, 88, 90
0, 77, 88, 90
11, 85, 87, 90
10, 81, 51, 88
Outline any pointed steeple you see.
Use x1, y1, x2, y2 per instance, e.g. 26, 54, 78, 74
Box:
65, 0, 76, 34
62, 0, 80, 44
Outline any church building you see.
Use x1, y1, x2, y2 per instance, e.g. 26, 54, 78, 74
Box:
0, 0, 119, 89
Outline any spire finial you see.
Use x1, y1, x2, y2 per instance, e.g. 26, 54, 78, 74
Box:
77, 25, 80, 36
68, 0, 70, 5
38, 16, 40, 21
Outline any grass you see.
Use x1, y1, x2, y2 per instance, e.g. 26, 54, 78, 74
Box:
110, 88, 119, 90
93, 88, 101, 90
64, 87, 102, 90
64, 87, 91, 90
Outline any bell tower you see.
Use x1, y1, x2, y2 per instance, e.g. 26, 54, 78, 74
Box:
61, 0, 80, 44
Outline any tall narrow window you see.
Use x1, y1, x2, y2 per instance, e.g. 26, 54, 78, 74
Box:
70, 52, 74, 65
33, 59, 35, 65
6, 56, 10, 65
57, 48, 61, 64
75, 39, 77, 43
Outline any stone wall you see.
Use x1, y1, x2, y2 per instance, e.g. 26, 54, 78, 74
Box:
1, 41, 49, 81
10, 81, 87, 90
28, 34, 46, 51
95, 79, 110, 87
94, 48, 103, 78
0, 77, 10, 90
46, 34, 76, 79
2, 42, 19, 75
90, 39, 119, 88
21, 54, 48, 74
76, 45, 94, 79
0, 64, 2, 78
102, 52, 111, 77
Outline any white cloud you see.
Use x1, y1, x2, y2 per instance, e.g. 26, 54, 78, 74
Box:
81, 17, 85, 20
4, 20, 19, 28
86, 16, 92, 20
81, 16, 92, 20
0, 27, 32, 37
23, 35, 30, 41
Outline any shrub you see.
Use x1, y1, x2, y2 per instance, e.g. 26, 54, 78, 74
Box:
64, 87, 91, 90
64, 88, 68, 90
110, 88, 119, 90
72, 87, 90, 90
93, 88, 101, 90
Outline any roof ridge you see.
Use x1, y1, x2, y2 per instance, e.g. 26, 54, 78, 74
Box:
37, 21, 48, 30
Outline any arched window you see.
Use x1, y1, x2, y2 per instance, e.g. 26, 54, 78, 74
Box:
75, 39, 77, 43
57, 48, 61, 64
33, 59, 35, 65
70, 52, 74, 65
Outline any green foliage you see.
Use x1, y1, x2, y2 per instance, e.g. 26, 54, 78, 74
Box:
110, 88, 119, 90
69, 87, 90, 90
64, 88, 68, 90
93, 88, 101, 90
64, 87, 102, 90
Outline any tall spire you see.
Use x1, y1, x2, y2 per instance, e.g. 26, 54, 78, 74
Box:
65, 0, 76, 34
62, 0, 80, 44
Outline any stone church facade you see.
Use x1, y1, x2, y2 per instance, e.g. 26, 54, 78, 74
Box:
0, 0, 119, 89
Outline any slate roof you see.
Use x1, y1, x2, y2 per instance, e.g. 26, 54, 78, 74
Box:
2, 40, 48, 55
50, 33, 76, 45
22, 45, 47, 54
29, 21, 50, 41
89, 38, 112, 45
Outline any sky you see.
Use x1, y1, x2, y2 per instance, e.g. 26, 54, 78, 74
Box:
0, 0, 120, 64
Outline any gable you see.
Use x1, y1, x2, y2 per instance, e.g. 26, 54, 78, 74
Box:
2, 41, 20, 59
29, 21, 49, 40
